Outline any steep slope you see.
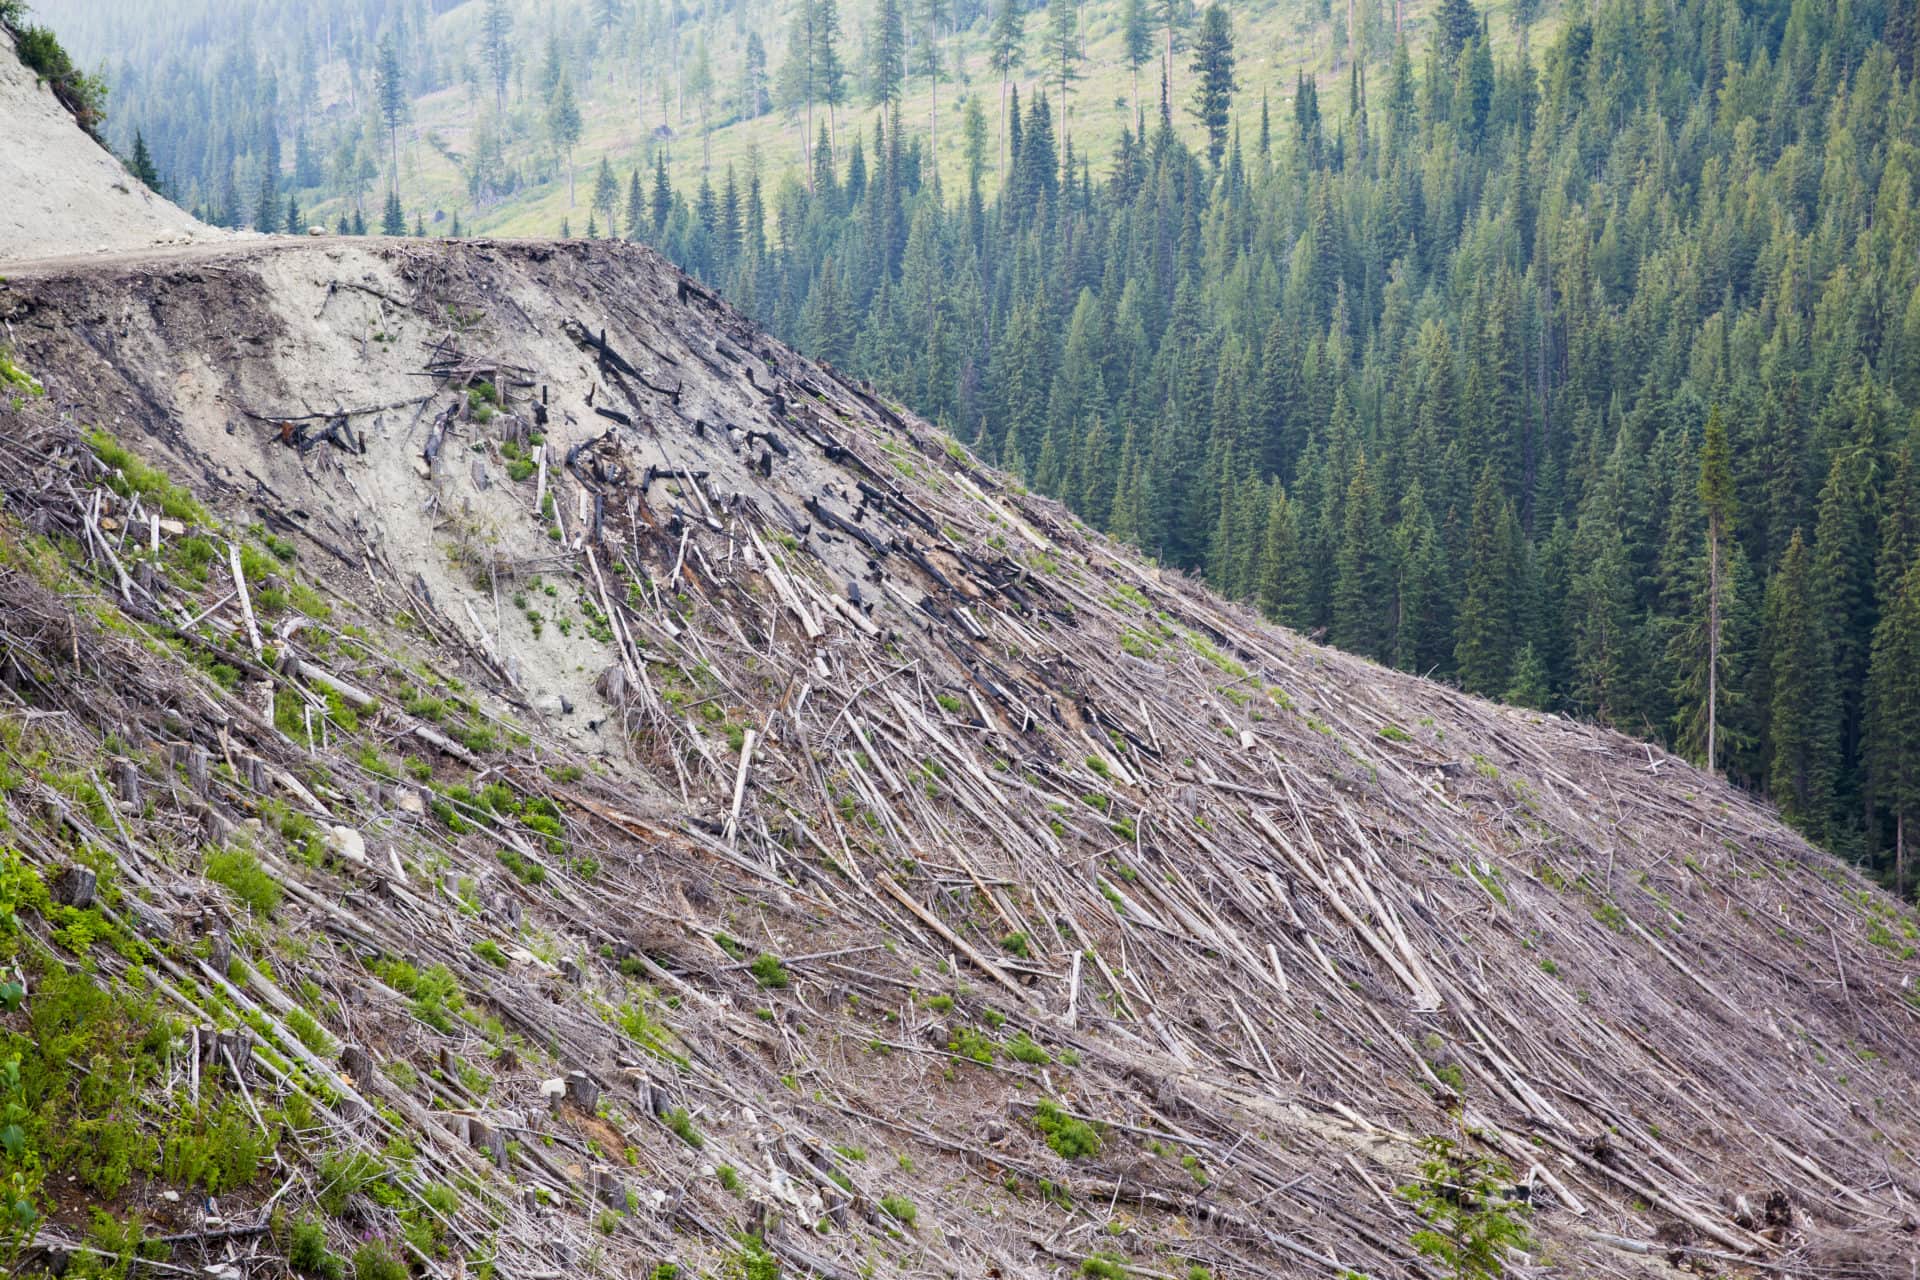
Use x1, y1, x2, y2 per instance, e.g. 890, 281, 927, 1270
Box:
0, 232, 1916, 1280
0, 28, 213, 260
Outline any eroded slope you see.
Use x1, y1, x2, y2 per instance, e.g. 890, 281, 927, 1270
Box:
0, 238, 1914, 1280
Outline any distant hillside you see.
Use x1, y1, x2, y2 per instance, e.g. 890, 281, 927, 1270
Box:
0, 18, 210, 258
38, 0, 1547, 234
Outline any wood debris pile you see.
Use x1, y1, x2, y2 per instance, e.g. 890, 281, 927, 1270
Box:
0, 239, 1914, 1279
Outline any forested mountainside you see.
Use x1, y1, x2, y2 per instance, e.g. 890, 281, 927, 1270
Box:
646, 0, 1920, 902
44, 0, 1920, 898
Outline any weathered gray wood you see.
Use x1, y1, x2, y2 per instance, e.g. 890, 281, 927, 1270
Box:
50, 865, 96, 908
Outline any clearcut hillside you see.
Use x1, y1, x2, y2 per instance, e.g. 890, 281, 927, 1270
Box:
0, 31, 1917, 1280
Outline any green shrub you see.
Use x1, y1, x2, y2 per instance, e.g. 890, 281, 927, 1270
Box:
749, 953, 790, 989
473, 939, 510, 969
369, 958, 464, 1033
205, 848, 281, 916
661, 1107, 703, 1148
1032, 1101, 1101, 1159
1080, 1255, 1129, 1279
287, 1216, 345, 1279
12, 25, 108, 136
315, 1151, 388, 1217
878, 1193, 917, 1227
948, 1027, 995, 1064
350, 1240, 409, 1280
1005, 1032, 1051, 1065
1398, 1135, 1531, 1280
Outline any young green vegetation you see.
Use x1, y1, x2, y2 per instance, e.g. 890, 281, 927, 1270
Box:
1398, 1134, 1532, 1280
749, 952, 790, 989
204, 846, 281, 916
1032, 1100, 1102, 1159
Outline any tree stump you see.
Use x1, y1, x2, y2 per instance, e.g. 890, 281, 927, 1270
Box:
186, 745, 210, 796
111, 757, 142, 808
589, 1165, 627, 1210
340, 1044, 373, 1087
50, 865, 96, 908
468, 1117, 508, 1167
566, 1070, 600, 1112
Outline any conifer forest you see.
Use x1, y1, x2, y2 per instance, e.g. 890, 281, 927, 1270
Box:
51, 0, 1920, 901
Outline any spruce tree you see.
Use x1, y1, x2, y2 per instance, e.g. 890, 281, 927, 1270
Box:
651, 153, 673, 237
625, 169, 646, 240
1435, 0, 1479, 65
1046, 0, 1081, 151
814, 0, 848, 149
374, 33, 409, 201
869, 0, 906, 109
741, 33, 770, 119
253, 166, 278, 232
1454, 464, 1516, 696
1698, 406, 1737, 772
1867, 564, 1920, 899
592, 157, 620, 233
1121, 0, 1153, 131
381, 190, 406, 236
481, 0, 512, 112
1331, 453, 1389, 660
1766, 530, 1840, 839
548, 75, 584, 205
987, 0, 1024, 171
1189, 3, 1236, 166
127, 130, 160, 192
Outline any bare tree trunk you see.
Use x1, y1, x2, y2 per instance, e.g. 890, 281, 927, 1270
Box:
1707, 524, 1720, 773
998, 75, 1007, 176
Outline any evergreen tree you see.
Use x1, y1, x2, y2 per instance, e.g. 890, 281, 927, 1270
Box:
592, 156, 620, 233
126, 130, 160, 192
374, 33, 409, 200
870, 0, 906, 108
1258, 481, 1308, 627
1435, 0, 1480, 64
650, 153, 673, 237
625, 169, 645, 241
284, 193, 301, 235
1505, 643, 1550, 710
1698, 406, 1737, 772
1046, 0, 1082, 150
1766, 530, 1841, 839
548, 75, 584, 205
1331, 453, 1389, 660
481, 0, 513, 112
1867, 564, 1920, 899
1189, 3, 1236, 167
381, 190, 405, 236
1121, 0, 1153, 130
253, 165, 278, 232
814, 0, 848, 147
1454, 464, 1516, 696
987, 0, 1024, 170
742, 33, 770, 119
